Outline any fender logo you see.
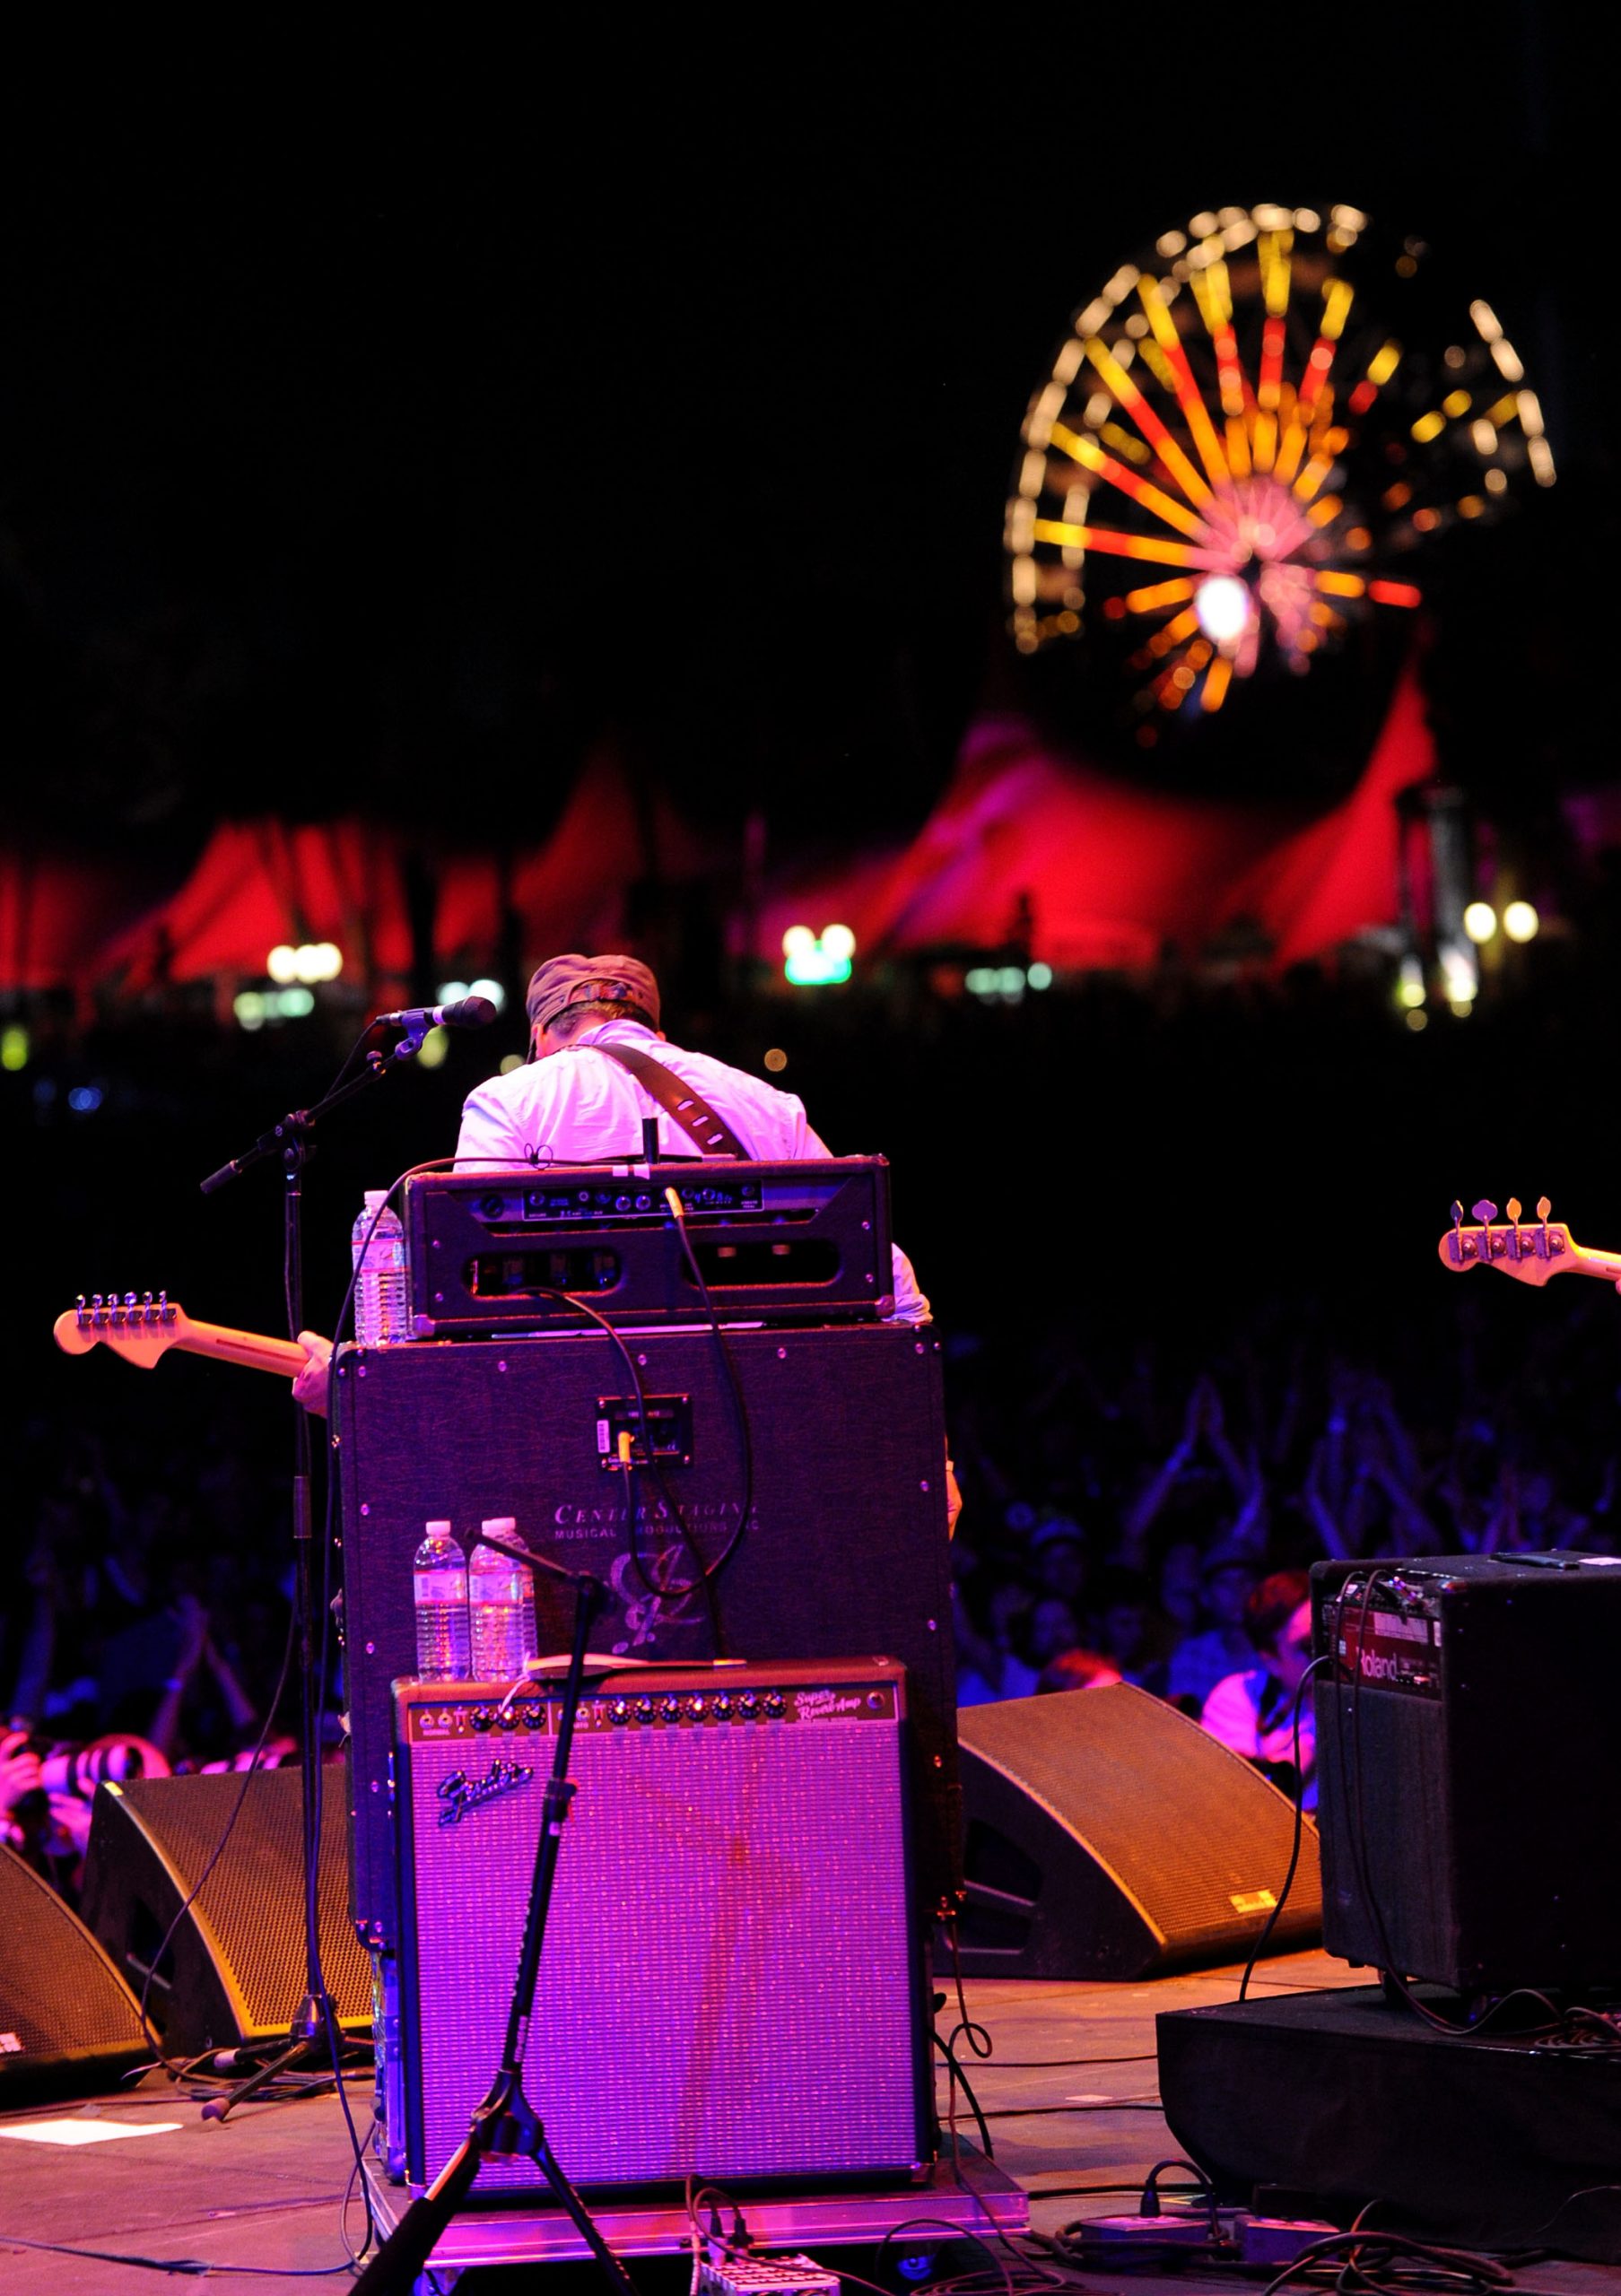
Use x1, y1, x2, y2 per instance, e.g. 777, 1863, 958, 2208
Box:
436, 1759, 535, 1826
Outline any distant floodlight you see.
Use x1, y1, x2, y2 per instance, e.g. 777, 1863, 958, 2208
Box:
1502, 900, 1539, 944
234, 991, 266, 1030
965, 969, 996, 996
1, 1024, 29, 1072
416, 1026, 449, 1069
277, 987, 315, 1018
1194, 574, 1251, 645
468, 977, 507, 1011
783, 924, 852, 986
437, 980, 471, 1006
266, 944, 299, 984
308, 942, 344, 981
1398, 953, 1426, 1009
1439, 942, 1478, 1004
1026, 961, 1053, 990
498, 1053, 525, 1075
1462, 901, 1498, 944
997, 966, 1025, 995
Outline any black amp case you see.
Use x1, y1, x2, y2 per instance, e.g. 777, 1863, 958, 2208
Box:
336, 1324, 957, 1945
403, 1158, 892, 1336
1312, 1552, 1621, 1994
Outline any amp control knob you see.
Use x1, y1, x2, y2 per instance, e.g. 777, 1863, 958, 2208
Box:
713, 1695, 732, 1718
764, 1692, 785, 1717
660, 1697, 682, 1722
470, 1708, 493, 1732
686, 1697, 706, 1718
738, 1692, 759, 1716
610, 1700, 630, 1724
634, 1698, 655, 1722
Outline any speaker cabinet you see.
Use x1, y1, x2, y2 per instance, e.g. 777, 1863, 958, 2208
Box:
80, 1768, 372, 2056
387, 1662, 929, 2195
1312, 1554, 1621, 1993
336, 1323, 957, 1944
954, 1683, 1320, 1979
0, 1845, 148, 2103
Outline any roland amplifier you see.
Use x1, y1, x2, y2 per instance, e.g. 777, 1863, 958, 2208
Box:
381, 1662, 929, 2195
1312, 1553, 1621, 1992
336, 1324, 958, 1943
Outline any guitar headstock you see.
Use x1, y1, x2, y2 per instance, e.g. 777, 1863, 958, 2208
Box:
1437, 1196, 1573, 1286
54, 1292, 189, 1368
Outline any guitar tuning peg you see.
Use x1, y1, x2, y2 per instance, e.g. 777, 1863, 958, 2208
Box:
1506, 1198, 1522, 1223
124, 1292, 136, 1308
1450, 1200, 1465, 1225
1537, 1196, 1551, 1222
1471, 1200, 1498, 1224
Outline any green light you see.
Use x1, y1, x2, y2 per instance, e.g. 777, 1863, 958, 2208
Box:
1, 1023, 28, 1072
782, 924, 854, 987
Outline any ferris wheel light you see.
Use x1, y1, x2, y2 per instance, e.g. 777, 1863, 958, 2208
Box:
1503, 900, 1540, 943
1194, 575, 1251, 644
1463, 901, 1498, 944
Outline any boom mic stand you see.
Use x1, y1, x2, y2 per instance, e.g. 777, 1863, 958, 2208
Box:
353, 1558, 638, 2296
196, 1020, 432, 2116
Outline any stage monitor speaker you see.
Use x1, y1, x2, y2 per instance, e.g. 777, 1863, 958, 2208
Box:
1312, 1553, 1621, 1993
80, 1768, 373, 2057
953, 1683, 1320, 1979
336, 1322, 957, 1944
383, 1661, 929, 2196
0, 1844, 148, 2103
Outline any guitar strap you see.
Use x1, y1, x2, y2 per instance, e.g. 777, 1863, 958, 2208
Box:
593, 1041, 747, 1159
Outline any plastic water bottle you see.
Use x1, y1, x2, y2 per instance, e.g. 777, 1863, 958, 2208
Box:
353, 1189, 410, 1345
469, 1518, 538, 1683
413, 1522, 470, 1680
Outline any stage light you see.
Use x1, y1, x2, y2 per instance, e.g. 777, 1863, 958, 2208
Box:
301, 943, 344, 983
1463, 901, 1498, 944
498, 1054, 524, 1075
416, 1027, 449, 1069
468, 977, 507, 1011
437, 979, 470, 1005
235, 991, 266, 1031
1503, 900, 1539, 943
1, 1024, 27, 1072
1397, 955, 1425, 1008
67, 1085, 104, 1112
1027, 961, 1053, 989
1440, 944, 1478, 1005
764, 1048, 789, 1072
1194, 574, 1251, 643
782, 925, 852, 986
267, 944, 299, 984
1406, 1008, 1428, 1031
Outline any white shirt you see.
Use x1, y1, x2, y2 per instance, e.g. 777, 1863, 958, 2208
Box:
1200, 1665, 1317, 1806
455, 1020, 929, 1322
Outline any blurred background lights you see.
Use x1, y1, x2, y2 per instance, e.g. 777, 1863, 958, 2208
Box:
1027, 961, 1053, 989
1, 1023, 28, 1071
415, 1026, 449, 1069
782, 924, 854, 985
763, 1048, 789, 1072
234, 987, 317, 1030
468, 977, 506, 1011
67, 1084, 104, 1112
1398, 954, 1426, 1008
1503, 900, 1539, 943
1439, 944, 1478, 1007
268, 942, 343, 984
498, 1053, 525, 1075
1462, 900, 1498, 943
437, 979, 469, 1004
1194, 575, 1251, 646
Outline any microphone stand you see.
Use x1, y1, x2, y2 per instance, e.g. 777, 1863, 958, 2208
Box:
353, 1560, 637, 2296
196, 1021, 432, 2117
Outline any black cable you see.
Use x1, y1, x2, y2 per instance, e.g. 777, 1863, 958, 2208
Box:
1240, 1652, 1329, 2002
662, 1187, 755, 1583
875, 2217, 1016, 2296
1255, 2224, 1518, 2294
932, 2031, 994, 2158
0, 2231, 358, 2277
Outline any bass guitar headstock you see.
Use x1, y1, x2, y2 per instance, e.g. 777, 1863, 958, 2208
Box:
1437, 1196, 1574, 1287
53, 1292, 189, 1369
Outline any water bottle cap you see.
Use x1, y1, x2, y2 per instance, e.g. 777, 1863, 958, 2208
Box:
363, 1189, 389, 1210
425, 1520, 452, 1534
482, 1517, 518, 1532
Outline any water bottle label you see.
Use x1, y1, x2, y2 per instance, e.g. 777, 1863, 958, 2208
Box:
414, 1570, 466, 1603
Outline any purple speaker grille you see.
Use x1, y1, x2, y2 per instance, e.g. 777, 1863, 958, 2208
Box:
398, 1672, 923, 2190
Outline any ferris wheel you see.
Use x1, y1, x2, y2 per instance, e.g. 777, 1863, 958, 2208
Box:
1005, 202, 1553, 744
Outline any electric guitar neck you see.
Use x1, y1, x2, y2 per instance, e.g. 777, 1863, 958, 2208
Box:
53, 1293, 309, 1378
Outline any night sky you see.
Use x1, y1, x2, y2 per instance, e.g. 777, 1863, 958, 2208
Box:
4, 7, 1615, 874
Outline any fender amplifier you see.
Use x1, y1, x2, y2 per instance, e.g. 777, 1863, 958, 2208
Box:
403, 1158, 893, 1335
383, 1661, 929, 2196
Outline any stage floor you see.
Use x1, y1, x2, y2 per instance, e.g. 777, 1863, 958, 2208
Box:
2, 1950, 1615, 2294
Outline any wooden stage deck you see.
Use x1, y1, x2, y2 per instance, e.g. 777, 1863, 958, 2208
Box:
2, 1950, 1614, 2293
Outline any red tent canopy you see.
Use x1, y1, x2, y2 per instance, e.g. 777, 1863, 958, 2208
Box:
831, 658, 1435, 971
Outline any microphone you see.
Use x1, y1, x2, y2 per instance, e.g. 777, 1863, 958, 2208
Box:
374, 996, 497, 1032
